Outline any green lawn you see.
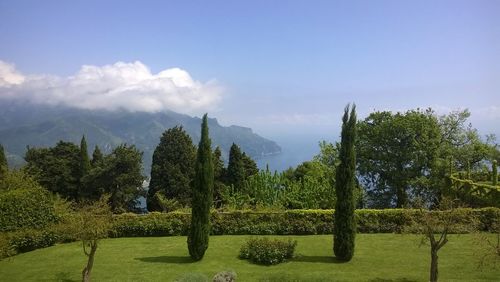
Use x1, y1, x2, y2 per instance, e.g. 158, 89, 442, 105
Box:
0, 234, 498, 281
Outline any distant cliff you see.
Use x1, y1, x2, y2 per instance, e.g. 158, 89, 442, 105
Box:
0, 102, 281, 174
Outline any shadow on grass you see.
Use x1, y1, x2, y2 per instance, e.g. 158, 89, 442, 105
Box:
135, 256, 195, 264
292, 255, 348, 264
54, 271, 77, 282
369, 279, 417, 282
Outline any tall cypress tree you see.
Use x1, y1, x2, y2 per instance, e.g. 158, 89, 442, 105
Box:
334, 104, 357, 261
0, 144, 8, 179
188, 114, 214, 260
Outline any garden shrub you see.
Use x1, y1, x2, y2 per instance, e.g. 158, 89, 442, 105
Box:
0, 187, 59, 232
239, 237, 297, 265
212, 271, 237, 282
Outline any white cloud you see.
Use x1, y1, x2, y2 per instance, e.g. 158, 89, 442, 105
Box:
0, 61, 25, 87
0, 60, 222, 114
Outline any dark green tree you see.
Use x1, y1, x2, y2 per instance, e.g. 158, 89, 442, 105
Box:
91, 145, 104, 168
147, 126, 196, 211
24, 141, 81, 201
0, 144, 7, 179
83, 145, 145, 212
226, 143, 245, 192
188, 114, 214, 260
334, 104, 357, 262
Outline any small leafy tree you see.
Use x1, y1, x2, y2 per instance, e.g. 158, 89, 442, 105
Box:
334, 104, 357, 261
410, 198, 477, 282
188, 114, 214, 260
63, 196, 112, 282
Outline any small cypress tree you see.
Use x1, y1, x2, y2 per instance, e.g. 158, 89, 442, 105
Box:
492, 160, 498, 186
80, 136, 91, 177
0, 144, 8, 179
91, 145, 104, 168
78, 136, 91, 200
226, 143, 245, 192
333, 104, 357, 261
188, 114, 214, 260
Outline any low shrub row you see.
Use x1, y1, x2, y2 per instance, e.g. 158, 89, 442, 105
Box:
111, 208, 500, 237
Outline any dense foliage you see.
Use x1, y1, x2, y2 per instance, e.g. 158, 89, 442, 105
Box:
148, 126, 196, 211
239, 237, 297, 265
188, 114, 214, 260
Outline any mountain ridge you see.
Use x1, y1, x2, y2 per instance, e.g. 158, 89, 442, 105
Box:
0, 101, 281, 173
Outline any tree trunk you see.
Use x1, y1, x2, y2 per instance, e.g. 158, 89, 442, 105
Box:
82, 241, 97, 282
430, 248, 438, 282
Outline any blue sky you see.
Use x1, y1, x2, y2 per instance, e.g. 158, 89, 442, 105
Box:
0, 0, 499, 140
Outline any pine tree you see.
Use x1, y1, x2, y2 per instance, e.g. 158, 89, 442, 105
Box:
91, 145, 104, 167
147, 126, 196, 210
0, 144, 8, 179
333, 104, 357, 261
226, 143, 245, 192
188, 114, 214, 260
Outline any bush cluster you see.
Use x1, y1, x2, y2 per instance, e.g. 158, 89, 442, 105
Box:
0, 187, 59, 232
239, 237, 297, 265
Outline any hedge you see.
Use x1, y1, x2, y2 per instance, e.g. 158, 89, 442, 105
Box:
111, 208, 500, 237
1, 208, 498, 259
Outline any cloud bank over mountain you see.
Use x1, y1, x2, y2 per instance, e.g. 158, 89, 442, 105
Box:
0, 60, 222, 115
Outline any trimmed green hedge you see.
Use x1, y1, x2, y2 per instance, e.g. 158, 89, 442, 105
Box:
111, 208, 500, 237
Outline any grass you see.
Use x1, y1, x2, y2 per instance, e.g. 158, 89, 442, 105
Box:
0, 234, 498, 281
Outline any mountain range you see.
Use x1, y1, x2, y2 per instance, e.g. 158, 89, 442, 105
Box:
0, 101, 281, 174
